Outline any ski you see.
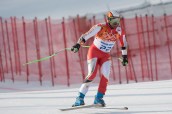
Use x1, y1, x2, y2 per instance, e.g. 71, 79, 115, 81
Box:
60, 104, 103, 111
100, 107, 128, 110
59, 104, 128, 111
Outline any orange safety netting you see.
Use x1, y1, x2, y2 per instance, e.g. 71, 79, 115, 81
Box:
0, 14, 172, 86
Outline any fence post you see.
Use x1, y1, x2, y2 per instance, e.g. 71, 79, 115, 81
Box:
5, 20, 14, 82
151, 14, 158, 80
122, 17, 137, 83
93, 15, 96, 25
0, 17, 8, 73
48, 16, 56, 78
62, 17, 70, 86
164, 13, 172, 77
22, 17, 30, 83
77, 15, 86, 80
145, 14, 153, 81
14, 17, 21, 75
140, 15, 150, 80
10, 17, 18, 75
135, 15, 144, 81
33, 17, 43, 85
104, 14, 106, 22
0, 50, 4, 82
45, 18, 55, 86
73, 19, 86, 81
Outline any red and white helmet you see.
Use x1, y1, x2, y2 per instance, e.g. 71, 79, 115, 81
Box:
106, 11, 121, 28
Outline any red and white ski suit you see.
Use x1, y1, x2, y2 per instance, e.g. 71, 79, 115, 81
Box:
78, 22, 127, 95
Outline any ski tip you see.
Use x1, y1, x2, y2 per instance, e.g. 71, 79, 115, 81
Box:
59, 109, 65, 111
124, 107, 128, 110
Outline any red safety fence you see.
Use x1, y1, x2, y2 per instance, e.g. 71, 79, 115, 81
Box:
0, 14, 172, 86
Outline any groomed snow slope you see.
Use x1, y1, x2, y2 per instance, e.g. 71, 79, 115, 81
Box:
0, 80, 172, 114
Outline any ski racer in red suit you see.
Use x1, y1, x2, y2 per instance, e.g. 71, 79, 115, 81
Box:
71, 11, 128, 107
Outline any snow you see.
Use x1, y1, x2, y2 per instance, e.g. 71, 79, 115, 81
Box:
0, 80, 172, 114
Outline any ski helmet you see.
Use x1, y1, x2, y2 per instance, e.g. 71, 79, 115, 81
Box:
106, 11, 121, 28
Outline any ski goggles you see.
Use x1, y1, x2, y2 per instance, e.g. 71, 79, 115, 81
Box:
108, 17, 120, 26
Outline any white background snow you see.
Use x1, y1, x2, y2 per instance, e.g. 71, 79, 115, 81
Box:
0, 80, 172, 114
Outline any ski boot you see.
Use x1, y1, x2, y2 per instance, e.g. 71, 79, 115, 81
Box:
94, 92, 106, 107
72, 92, 85, 107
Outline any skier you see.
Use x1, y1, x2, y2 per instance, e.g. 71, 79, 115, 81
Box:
71, 11, 128, 107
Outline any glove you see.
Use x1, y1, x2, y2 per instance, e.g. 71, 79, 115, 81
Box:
78, 36, 86, 45
71, 43, 80, 53
122, 55, 128, 66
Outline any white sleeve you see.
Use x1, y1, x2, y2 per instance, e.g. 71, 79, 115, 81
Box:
82, 25, 101, 41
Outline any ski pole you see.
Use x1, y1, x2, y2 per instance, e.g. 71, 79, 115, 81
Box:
23, 46, 90, 66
